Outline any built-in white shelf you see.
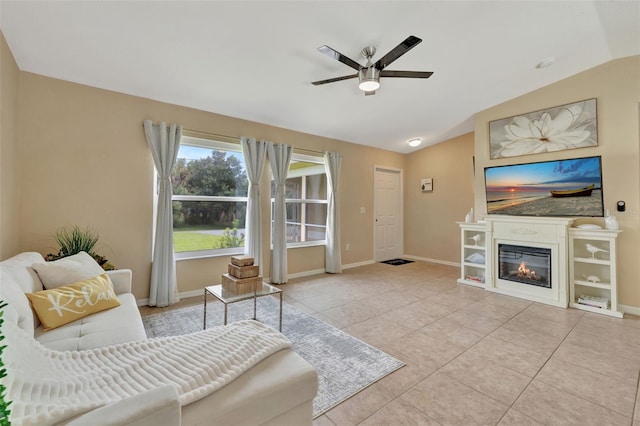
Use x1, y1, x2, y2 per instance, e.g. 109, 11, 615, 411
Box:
569, 228, 622, 318
574, 257, 611, 266
573, 279, 611, 290
457, 222, 487, 288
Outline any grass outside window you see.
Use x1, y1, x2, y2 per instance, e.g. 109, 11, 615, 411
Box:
173, 231, 226, 252
173, 223, 245, 253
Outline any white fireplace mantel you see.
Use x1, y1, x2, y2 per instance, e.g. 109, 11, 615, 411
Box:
484, 216, 574, 308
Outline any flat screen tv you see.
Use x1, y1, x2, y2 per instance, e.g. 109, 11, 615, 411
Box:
484, 156, 604, 217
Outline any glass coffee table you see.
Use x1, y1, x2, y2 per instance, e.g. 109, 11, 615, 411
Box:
203, 282, 283, 331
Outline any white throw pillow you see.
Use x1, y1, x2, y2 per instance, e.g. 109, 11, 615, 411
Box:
2, 278, 35, 335
32, 251, 105, 289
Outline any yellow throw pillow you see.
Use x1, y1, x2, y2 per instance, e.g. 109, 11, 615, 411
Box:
26, 273, 121, 331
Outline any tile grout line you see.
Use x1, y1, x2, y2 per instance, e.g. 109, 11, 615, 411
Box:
419, 300, 587, 425
492, 306, 587, 424
358, 296, 533, 425
502, 310, 640, 423
319, 281, 464, 333
632, 369, 640, 425
351, 363, 443, 426
344, 290, 486, 424
437, 301, 535, 425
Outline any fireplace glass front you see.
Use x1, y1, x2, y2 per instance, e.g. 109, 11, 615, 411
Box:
498, 244, 552, 288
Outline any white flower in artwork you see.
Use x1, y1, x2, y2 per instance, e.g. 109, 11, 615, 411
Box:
495, 103, 596, 158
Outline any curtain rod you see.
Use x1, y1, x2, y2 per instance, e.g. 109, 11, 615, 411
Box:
182, 128, 325, 155
182, 128, 239, 144
143, 125, 239, 145
292, 147, 325, 155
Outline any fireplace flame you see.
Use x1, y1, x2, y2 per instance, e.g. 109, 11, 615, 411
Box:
518, 261, 537, 280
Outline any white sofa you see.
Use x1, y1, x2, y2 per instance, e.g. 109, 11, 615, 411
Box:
0, 252, 318, 425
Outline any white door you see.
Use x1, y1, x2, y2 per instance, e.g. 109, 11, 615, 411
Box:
374, 167, 402, 261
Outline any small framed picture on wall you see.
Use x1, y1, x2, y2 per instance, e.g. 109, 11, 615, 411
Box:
421, 178, 433, 192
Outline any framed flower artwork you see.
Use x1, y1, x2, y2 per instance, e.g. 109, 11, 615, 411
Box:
489, 98, 597, 159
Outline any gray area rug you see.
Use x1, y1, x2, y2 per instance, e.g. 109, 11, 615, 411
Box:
142, 295, 404, 418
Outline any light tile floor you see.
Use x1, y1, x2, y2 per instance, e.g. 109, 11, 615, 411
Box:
140, 261, 640, 425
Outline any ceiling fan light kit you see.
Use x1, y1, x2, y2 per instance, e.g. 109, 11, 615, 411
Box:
312, 35, 433, 96
358, 67, 380, 92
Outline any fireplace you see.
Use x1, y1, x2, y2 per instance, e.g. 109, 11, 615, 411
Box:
498, 244, 551, 288
484, 216, 573, 308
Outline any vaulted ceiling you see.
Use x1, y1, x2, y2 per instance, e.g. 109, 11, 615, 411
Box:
1, 1, 638, 153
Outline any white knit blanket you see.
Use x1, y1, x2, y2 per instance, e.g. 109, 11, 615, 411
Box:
3, 319, 291, 426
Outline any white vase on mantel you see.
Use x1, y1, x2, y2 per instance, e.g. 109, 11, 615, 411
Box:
604, 209, 619, 230
465, 208, 474, 223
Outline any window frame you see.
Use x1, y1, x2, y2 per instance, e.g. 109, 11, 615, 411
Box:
171, 136, 248, 260
271, 153, 328, 249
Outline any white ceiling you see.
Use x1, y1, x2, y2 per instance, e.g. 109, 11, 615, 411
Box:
1, 1, 639, 153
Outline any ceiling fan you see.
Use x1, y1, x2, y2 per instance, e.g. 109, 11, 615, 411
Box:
311, 35, 433, 96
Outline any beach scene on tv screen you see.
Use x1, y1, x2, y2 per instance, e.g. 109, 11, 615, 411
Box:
485, 156, 604, 217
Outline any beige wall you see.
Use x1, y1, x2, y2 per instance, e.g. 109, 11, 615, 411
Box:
0, 32, 20, 258
404, 133, 475, 263
15, 70, 404, 299
474, 55, 640, 308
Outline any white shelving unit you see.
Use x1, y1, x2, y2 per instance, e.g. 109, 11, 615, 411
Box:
457, 222, 487, 288
569, 228, 622, 318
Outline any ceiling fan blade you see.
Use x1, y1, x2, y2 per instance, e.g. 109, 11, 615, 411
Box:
364, 90, 376, 96
311, 74, 358, 86
317, 45, 362, 71
374, 35, 422, 70
380, 70, 433, 79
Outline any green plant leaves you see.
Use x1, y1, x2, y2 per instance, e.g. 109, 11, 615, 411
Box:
0, 301, 12, 425
52, 225, 99, 256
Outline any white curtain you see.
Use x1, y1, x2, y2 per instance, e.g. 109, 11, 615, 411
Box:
268, 142, 293, 284
241, 137, 268, 274
324, 151, 343, 273
143, 120, 182, 307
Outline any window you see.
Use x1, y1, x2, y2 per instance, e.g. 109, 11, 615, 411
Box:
271, 155, 327, 247
170, 136, 248, 258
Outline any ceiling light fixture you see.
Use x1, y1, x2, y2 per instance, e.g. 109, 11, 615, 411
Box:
358, 67, 380, 91
536, 57, 555, 69
408, 138, 422, 147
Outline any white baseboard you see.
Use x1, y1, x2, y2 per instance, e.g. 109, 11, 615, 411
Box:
137, 289, 203, 306
137, 258, 457, 306
404, 254, 460, 268
180, 289, 204, 299
619, 304, 640, 316
343, 260, 375, 269
287, 268, 326, 280
137, 270, 329, 305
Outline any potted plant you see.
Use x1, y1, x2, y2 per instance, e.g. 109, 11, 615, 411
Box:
0, 301, 11, 425
45, 225, 115, 270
